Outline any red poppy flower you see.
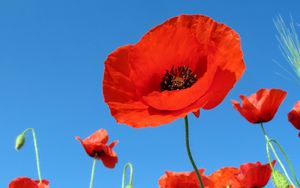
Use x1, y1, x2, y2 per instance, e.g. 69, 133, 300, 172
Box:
158, 161, 274, 188
209, 167, 241, 188
76, 129, 118, 168
158, 169, 213, 188
236, 161, 276, 188
288, 101, 300, 137
9, 177, 49, 188
232, 88, 287, 124
103, 14, 245, 128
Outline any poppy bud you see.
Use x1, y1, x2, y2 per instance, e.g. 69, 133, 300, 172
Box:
272, 170, 289, 188
15, 133, 26, 150
122, 162, 134, 188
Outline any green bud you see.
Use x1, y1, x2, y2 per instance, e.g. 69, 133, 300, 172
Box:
15, 134, 26, 150
272, 170, 290, 188
125, 185, 133, 188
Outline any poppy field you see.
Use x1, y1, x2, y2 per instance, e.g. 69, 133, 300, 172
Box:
1, 1, 300, 188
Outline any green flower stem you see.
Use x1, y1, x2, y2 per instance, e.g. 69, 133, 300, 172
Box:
184, 116, 204, 188
22, 128, 42, 182
269, 139, 300, 187
122, 162, 133, 188
265, 140, 295, 188
265, 141, 274, 172
260, 123, 295, 187
89, 157, 97, 188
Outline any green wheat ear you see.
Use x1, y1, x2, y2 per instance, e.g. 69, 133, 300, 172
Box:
272, 170, 290, 188
274, 16, 300, 80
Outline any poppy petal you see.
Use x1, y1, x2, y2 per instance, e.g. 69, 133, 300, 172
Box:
142, 63, 217, 111
77, 129, 118, 168
260, 89, 287, 122
103, 45, 138, 103
83, 129, 109, 144
9, 177, 37, 188
108, 99, 208, 127
288, 101, 300, 134
200, 68, 237, 109
237, 160, 275, 187
209, 167, 241, 188
100, 151, 118, 168
158, 169, 213, 188
9, 177, 49, 188
232, 96, 261, 123
129, 16, 213, 96
193, 110, 200, 118
109, 140, 119, 148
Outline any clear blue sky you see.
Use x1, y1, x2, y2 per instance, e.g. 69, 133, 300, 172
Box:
1, 0, 300, 187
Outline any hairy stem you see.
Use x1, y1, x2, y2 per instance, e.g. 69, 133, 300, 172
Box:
89, 158, 97, 188
122, 162, 133, 188
23, 128, 42, 182
269, 139, 300, 187
184, 116, 204, 188
260, 123, 295, 187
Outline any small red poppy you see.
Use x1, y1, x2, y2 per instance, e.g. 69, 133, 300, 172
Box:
288, 101, 300, 137
103, 14, 245, 128
236, 161, 276, 188
9, 177, 49, 188
232, 88, 287, 124
158, 169, 213, 188
76, 129, 118, 168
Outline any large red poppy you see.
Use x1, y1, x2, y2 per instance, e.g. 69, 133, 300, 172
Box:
232, 88, 287, 124
9, 177, 49, 188
103, 14, 245, 128
76, 129, 118, 168
288, 101, 300, 137
158, 169, 213, 188
158, 161, 274, 188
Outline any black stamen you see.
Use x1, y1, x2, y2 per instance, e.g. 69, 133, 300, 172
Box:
160, 66, 197, 91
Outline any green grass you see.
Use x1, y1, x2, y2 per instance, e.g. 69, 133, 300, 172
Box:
274, 16, 300, 81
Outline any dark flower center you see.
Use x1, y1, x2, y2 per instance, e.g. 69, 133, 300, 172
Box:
93, 150, 104, 157
160, 66, 198, 91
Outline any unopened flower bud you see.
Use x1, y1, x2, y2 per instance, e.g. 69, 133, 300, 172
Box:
272, 170, 289, 188
15, 134, 26, 150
